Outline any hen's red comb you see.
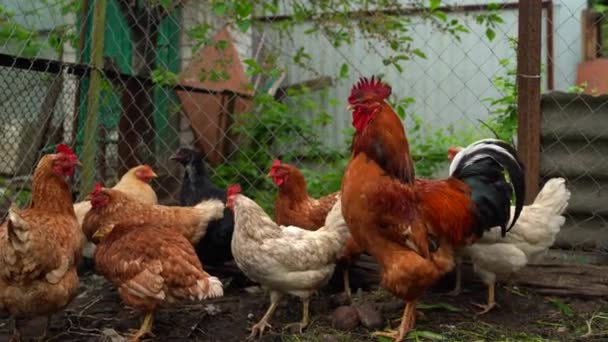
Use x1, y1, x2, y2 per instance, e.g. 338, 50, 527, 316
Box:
92, 182, 104, 194
271, 159, 281, 169
56, 144, 76, 156
227, 184, 241, 197
348, 76, 392, 104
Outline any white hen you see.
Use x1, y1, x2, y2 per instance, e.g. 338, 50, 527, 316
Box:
227, 186, 349, 338
450, 177, 570, 314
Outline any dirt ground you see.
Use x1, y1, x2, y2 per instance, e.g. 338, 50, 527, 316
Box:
1, 268, 607, 342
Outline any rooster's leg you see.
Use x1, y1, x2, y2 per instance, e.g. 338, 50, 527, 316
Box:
372, 300, 416, 342
249, 291, 282, 339
129, 312, 155, 342
472, 282, 498, 315
284, 296, 310, 333
9, 318, 21, 342
446, 256, 462, 296
343, 269, 352, 299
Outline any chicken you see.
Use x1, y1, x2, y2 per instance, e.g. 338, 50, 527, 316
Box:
82, 184, 224, 246
74, 165, 158, 226
170, 147, 235, 266
269, 159, 340, 230
227, 184, 350, 338
340, 76, 525, 341
92, 221, 223, 341
76, 165, 158, 259
0, 144, 83, 341
447, 146, 570, 314
268, 159, 363, 298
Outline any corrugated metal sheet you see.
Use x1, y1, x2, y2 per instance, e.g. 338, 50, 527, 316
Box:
541, 91, 608, 251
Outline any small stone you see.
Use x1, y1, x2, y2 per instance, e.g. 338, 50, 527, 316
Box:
329, 292, 351, 307
557, 326, 568, 333
332, 306, 360, 331
356, 303, 384, 330
247, 313, 254, 320
244, 286, 263, 294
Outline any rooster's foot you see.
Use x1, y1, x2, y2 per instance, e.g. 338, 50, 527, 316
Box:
248, 320, 272, 339
372, 329, 409, 342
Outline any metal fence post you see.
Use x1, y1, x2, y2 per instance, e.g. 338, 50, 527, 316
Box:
517, 0, 543, 204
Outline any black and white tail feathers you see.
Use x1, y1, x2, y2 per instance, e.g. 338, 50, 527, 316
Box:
449, 139, 526, 238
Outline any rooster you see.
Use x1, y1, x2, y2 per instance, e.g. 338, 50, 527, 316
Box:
447, 146, 570, 314
340, 76, 525, 341
0, 144, 83, 341
227, 185, 350, 338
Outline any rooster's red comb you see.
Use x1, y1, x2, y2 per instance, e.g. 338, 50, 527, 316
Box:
270, 159, 281, 169
227, 184, 241, 197
348, 76, 392, 105
56, 144, 76, 157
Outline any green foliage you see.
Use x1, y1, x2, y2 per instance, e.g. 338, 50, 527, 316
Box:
211, 89, 346, 213
482, 57, 518, 142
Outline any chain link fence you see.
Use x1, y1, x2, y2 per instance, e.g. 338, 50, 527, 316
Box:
0, 0, 604, 251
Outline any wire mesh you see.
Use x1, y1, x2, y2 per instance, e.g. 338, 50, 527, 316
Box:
0, 0, 604, 251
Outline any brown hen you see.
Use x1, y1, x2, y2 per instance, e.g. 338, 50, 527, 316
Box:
93, 222, 223, 341
0, 144, 83, 341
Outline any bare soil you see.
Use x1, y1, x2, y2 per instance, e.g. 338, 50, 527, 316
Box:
1, 269, 607, 342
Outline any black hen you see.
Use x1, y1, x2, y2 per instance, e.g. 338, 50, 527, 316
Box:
171, 147, 234, 266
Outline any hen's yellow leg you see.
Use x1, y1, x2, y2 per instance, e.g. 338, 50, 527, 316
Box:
473, 282, 498, 315
343, 269, 352, 299
284, 297, 310, 333
129, 312, 155, 342
249, 291, 282, 339
372, 300, 416, 342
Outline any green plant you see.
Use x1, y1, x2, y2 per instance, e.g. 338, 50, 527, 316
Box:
482, 57, 518, 142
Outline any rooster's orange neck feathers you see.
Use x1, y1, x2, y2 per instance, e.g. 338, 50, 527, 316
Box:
348, 77, 415, 184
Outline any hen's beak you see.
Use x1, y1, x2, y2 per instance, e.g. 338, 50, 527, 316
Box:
74, 160, 82, 167
85, 194, 92, 201
266, 171, 273, 178
92, 229, 104, 241
346, 104, 354, 110
150, 171, 159, 179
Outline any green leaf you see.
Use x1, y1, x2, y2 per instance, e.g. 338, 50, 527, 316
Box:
432, 10, 447, 22
486, 28, 496, 41
548, 298, 575, 318
417, 303, 462, 312
407, 330, 445, 340
412, 48, 427, 59
429, 0, 442, 11
236, 19, 251, 32
339, 63, 349, 79
212, 2, 227, 16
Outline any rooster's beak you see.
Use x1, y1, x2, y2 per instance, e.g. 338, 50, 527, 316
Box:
346, 104, 354, 110
74, 160, 82, 167
266, 171, 272, 178
92, 229, 104, 241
